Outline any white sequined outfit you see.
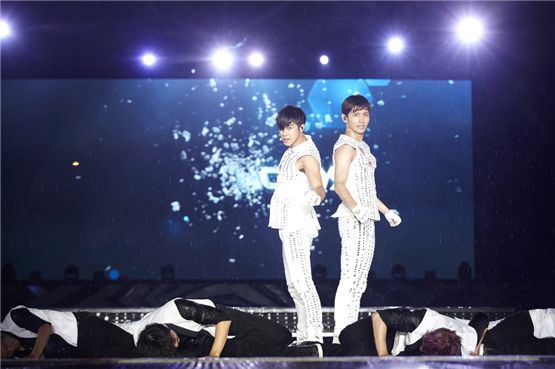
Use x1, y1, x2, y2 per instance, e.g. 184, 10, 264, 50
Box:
269, 135, 323, 343
331, 134, 380, 341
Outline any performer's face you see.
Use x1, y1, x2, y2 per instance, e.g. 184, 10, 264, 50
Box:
343, 108, 370, 136
0, 333, 22, 359
279, 122, 304, 148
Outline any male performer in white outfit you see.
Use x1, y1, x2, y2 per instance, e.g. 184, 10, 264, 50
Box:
331, 95, 402, 343
269, 105, 325, 345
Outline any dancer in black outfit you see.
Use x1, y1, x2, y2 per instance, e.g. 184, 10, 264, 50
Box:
1, 306, 135, 359
480, 309, 555, 355
121, 298, 322, 358
339, 308, 483, 356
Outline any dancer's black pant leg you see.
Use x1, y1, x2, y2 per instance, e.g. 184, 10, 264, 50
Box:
76, 312, 136, 358
489, 338, 555, 355
484, 311, 534, 349
219, 307, 293, 357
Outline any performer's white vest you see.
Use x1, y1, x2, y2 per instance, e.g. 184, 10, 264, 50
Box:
403, 309, 478, 357
331, 134, 380, 220
529, 308, 555, 339
116, 299, 229, 345
268, 135, 321, 237
0, 306, 78, 346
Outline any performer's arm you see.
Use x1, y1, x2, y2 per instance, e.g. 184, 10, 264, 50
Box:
27, 324, 53, 359
208, 320, 232, 358
174, 299, 230, 325
333, 145, 357, 208
372, 312, 390, 356
298, 155, 326, 203
372, 309, 427, 356
9, 307, 53, 359
378, 198, 402, 226
377, 199, 390, 214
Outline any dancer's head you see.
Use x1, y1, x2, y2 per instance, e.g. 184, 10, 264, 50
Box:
276, 105, 306, 148
342, 95, 371, 116
341, 95, 371, 136
420, 328, 462, 356
1, 332, 23, 359
137, 324, 180, 357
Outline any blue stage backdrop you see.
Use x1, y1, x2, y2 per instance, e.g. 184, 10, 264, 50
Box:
1, 79, 473, 280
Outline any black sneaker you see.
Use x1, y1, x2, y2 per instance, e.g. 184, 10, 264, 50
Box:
293, 342, 323, 357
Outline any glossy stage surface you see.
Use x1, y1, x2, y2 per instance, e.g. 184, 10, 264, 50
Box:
3, 356, 555, 369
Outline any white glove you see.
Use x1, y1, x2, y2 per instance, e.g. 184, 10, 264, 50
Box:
385, 209, 402, 227
352, 204, 372, 223
303, 190, 322, 206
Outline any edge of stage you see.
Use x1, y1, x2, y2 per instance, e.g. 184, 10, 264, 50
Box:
3, 355, 555, 369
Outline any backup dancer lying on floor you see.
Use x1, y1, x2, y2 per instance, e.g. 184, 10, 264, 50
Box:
478, 308, 555, 355
340, 307, 555, 356
118, 298, 322, 358
339, 307, 487, 356
1, 305, 135, 359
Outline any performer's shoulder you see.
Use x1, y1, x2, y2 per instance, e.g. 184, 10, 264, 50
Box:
302, 142, 322, 162
333, 134, 358, 149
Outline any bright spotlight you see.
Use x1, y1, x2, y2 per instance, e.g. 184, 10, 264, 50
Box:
387, 37, 405, 54
248, 52, 265, 67
457, 17, 484, 44
141, 53, 157, 67
0, 20, 12, 39
212, 49, 234, 71
319, 54, 329, 65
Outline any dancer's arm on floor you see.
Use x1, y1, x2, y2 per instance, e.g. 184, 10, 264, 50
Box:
298, 155, 325, 202
333, 145, 357, 208
372, 312, 390, 356
372, 309, 427, 356
208, 320, 232, 358
27, 324, 53, 359
9, 308, 53, 359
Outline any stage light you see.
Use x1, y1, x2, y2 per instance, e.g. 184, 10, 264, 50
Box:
105, 265, 121, 281
456, 17, 484, 44
212, 49, 234, 71
0, 20, 12, 39
387, 36, 405, 54
319, 54, 329, 65
248, 52, 265, 67
141, 52, 157, 67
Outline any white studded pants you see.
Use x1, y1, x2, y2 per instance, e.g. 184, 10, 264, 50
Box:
280, 229, 323, 343
333, 217, 375, 342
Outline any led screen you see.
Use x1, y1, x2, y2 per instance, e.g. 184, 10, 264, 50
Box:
1, 79, 473, 280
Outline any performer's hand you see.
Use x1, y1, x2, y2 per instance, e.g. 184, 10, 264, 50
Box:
25, 352, 44, 360
352, 204, 372, 223
303, 190, 322, 206
385, 209, 402, 227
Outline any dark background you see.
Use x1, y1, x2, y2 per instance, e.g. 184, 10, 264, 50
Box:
1, 78, 473, 280
1, 1, 554, 307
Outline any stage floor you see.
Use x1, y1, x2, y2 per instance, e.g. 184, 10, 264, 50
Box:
3, 356, 555, 369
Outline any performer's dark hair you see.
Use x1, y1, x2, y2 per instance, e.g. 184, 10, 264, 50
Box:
420, 328, 462, 355
276, 105, 306, 130
136, 324, 178, 357
341, 95, 371, 116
